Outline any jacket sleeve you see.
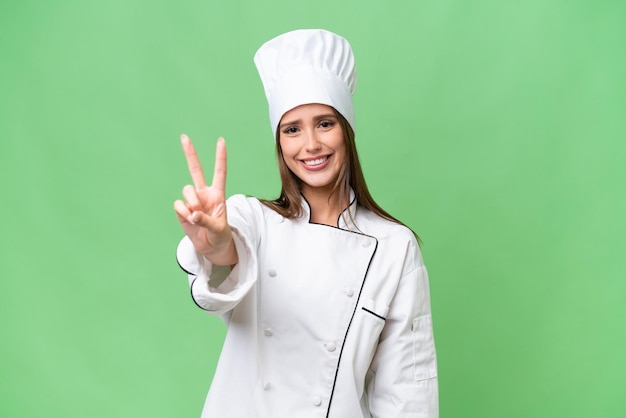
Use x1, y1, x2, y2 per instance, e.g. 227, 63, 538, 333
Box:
175, 195, 262, 316
366, 240, 439, 417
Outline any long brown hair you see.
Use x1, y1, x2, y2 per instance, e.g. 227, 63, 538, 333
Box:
260, 108, 419, 241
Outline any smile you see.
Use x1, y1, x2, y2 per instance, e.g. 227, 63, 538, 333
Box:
302, 156, 329, 166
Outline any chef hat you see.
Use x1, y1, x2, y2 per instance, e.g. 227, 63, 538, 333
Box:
254, 29, 357, 137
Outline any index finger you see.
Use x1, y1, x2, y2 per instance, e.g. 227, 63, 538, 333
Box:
180, 134, 206, 190
211, 137, 227, 192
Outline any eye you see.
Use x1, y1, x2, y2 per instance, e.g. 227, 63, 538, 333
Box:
318, 120, 336, 129
282, 126, 299, 135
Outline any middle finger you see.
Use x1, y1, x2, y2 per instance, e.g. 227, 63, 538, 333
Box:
181, 134, 207, 190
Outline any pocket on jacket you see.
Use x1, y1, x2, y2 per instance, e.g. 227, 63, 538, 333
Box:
347, 299, 389, 390
361, 298, 389, 321
412, 315, 437, 381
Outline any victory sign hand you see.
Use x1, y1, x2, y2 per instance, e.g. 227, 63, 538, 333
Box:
174, 134, 237, 266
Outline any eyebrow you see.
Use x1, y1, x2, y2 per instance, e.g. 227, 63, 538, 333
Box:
279, 113, 337, 130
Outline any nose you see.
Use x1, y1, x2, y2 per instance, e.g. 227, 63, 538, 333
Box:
304, 129, 322, 152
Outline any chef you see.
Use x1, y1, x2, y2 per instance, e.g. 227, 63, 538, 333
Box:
174, 29, 439, 418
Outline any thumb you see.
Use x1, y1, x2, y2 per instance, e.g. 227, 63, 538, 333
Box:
188, 210, 223, 231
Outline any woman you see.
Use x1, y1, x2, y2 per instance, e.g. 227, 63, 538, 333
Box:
174, 29, 438, 418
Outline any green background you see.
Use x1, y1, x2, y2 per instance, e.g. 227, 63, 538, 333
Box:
1, 1, 624, 417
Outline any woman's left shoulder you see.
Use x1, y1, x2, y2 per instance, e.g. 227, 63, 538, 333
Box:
359, 210, 425, 273
358, 208, 417, 242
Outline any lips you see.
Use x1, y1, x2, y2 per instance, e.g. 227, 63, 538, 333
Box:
303, 156, 328, 166
300, 155, 331, 171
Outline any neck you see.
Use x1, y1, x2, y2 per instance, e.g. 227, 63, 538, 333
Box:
302, 186, 348, 226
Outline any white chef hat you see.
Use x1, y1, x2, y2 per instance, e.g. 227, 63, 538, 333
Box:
254, 29, 357, 138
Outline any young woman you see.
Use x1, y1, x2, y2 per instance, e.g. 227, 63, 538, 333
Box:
174, 29, 438, 418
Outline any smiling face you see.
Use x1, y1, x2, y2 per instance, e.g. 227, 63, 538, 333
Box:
278, 103, 347, 198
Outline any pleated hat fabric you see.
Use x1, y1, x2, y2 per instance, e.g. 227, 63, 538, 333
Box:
254, 29, 357, 137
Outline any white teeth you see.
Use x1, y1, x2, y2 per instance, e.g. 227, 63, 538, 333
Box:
303, 156, 328, 166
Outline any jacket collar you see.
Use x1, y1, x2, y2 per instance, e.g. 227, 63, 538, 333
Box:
300, 188, 359, 231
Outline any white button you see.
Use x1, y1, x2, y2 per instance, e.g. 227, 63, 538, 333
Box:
325, 342, 336, 352
268, 269, 277, 277
263, 382, 271, 390
312, 396, 322, 406
361, 239, 371, 248
345, 288, 354, 297
264, 328, 273, 336
278, 216, 284, 223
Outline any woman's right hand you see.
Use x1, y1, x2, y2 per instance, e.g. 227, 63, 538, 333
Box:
174, 134, 238, 266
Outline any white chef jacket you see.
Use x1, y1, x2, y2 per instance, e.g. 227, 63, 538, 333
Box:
176, 194, 438, 418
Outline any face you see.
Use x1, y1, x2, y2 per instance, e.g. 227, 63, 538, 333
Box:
278, 103, 346, 196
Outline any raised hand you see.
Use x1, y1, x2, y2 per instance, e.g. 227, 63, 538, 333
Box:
174, 134, 238, 266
